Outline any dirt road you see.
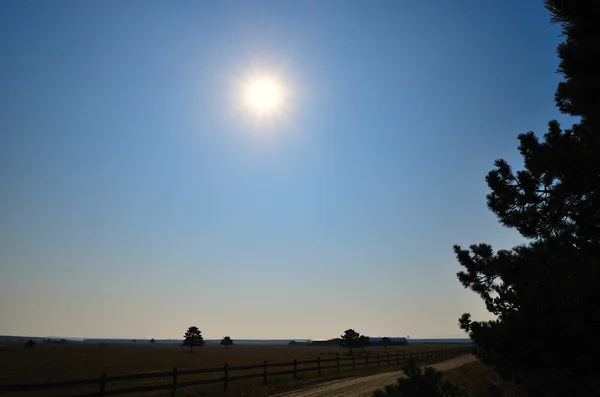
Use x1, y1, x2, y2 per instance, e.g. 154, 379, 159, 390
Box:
271, 354, 476, 397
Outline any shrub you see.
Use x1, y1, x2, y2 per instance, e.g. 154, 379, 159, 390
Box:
373, 359, 459, 397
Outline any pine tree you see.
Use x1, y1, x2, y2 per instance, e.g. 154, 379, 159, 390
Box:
220, 336, 233, 349
182, 326, 205, 353
454, 2, 600, 396
381, 337, 390, 349
340, 329, 361, 354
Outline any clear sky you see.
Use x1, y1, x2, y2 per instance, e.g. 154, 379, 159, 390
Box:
1, 1, 571, 340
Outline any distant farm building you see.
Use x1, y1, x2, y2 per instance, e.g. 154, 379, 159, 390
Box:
288, 340, 311, 346
369, 337, 408, 346
310, 337, 407, 347
310, 338, 342, 346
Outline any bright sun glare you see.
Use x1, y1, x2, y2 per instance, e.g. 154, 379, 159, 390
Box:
232, 66, 294, 134
244, 78, 284, 115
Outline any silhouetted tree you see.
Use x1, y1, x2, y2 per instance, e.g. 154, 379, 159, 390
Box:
182, 326, 205, 353
220, 336, 233, 349
150, 338, 155, 344
341, 329, 361, 354
454, 2, 600, 396
359, 335, 370, 351
372, 359, 459, 397
24, 339, 36, 348
381, 337, 391, 349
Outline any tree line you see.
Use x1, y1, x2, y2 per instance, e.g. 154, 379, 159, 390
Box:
178, 327, 394, 354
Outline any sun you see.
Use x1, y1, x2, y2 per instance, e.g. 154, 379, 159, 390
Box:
243, 77, 284, 115
229, 64, 296, 135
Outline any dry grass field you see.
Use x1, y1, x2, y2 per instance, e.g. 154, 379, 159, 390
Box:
0, 342, 470, 397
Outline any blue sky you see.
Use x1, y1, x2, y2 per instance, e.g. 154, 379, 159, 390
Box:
1, 1, 570, 339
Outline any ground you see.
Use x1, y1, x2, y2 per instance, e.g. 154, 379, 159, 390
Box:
0, 342, 469, 396
442, 360, 527, 397
270, 355, 477, 397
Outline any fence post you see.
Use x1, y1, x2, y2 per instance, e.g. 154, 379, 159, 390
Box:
387, 352, 390, 365
396, 352, 399, 364
294, 359, 298, 379
317, 356, 322, 376
352, 355, 355, 371
365, 354, 369, 368
99, 372, 107, 397
263, 361, 268, 385
171, 367, 178, 396
223, 364, 228, 391
377, 354, 380, 366
336, 354, 340, 372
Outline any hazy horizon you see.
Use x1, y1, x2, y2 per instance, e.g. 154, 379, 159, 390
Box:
1, 334, 469, 342
1, 1, 573, 339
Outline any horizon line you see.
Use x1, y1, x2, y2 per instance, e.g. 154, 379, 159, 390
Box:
0, 334, 470, 341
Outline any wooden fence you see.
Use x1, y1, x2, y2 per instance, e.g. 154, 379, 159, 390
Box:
0, 346, 474, 396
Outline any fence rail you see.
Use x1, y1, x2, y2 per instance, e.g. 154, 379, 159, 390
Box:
0, 346, 475, 396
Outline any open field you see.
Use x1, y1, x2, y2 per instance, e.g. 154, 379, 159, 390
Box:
0, 342, 470, 396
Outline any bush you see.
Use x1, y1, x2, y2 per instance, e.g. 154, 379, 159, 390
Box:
373, 359, 459, 397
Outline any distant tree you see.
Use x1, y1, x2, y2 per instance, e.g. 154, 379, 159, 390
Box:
24, 339, 36, 348
372, 359, 458, 397
182, 326, 205, 353
359, 335, 370, 351
132, 339, 136, 343
381, 337, 391, 349
453, 2, 600, 396
340, 329, 361, 354
220, 336, 233, 349
150, 338, 155, 344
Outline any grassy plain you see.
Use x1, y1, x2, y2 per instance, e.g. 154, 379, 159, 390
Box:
0, 342, 469, 397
